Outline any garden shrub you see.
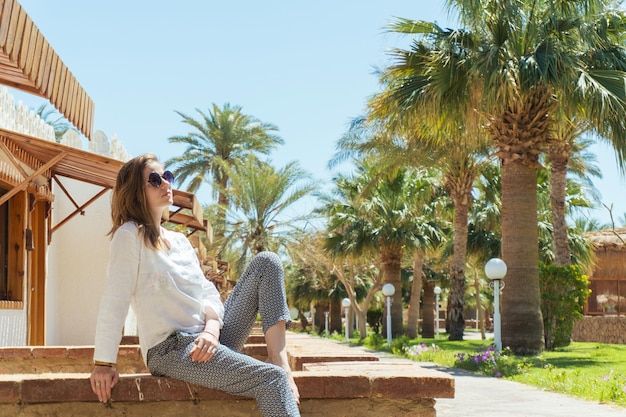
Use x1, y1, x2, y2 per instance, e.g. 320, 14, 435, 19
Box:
539, 263, 590, 350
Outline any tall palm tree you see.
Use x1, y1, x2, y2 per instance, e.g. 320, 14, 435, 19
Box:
166, 103, 283, 240
377, 1, 626, 354
221, 155, 317, 273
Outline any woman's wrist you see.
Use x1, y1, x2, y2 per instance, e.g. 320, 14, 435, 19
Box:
203, 318, 221, 338
202, 330, 219, 338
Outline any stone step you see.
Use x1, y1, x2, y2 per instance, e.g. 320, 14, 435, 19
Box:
0, 333, 455, 417
0, 334, 380, 374
285, 333, 379, 370
0, 344, 268, 375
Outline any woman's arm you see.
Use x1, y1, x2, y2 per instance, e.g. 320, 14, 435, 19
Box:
91, 225, 140, 401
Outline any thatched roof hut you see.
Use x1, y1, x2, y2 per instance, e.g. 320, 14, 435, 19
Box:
584, 228, 626, 315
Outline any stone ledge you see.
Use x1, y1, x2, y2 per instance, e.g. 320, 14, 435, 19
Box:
0, 366, 453, 405
0, 337, 380, 374
0, 398, 438, 417
0, 333, 454, 417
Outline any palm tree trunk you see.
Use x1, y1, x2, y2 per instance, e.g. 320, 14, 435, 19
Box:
330, 298, 343, 333
381, 247, 404, 338
422, 280, 435, 338
216, 177, 229, 242
548, 141, 571, 266
447, 188, 471, 340
297, 309, 309, 331
501, 159, 544, 354
406, 251, 424, 338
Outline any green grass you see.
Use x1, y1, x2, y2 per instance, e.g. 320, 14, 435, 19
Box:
350, 332, 626, 407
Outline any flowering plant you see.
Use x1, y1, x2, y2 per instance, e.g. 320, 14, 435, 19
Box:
453, 345, 527, 377
403, 342, 442, 362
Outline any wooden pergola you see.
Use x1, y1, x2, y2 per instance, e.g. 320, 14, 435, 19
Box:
0, 0, 93, 139
0, 128, 207, 236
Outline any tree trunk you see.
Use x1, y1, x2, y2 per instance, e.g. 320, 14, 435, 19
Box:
548, 141, 571, 266
446, 188, 471, 340
296, 309, 309, 331
381, 247, 404, 338
422, 280, 435, 338
345, 306, 354, 338
330, 298, 343, 334
215, 177, 229, 242
406, 251, 424, 338
501, 159, 544, 355
332, 264, 382, 341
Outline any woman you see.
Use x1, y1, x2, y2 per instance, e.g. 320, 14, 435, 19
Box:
90, 153, 300, 417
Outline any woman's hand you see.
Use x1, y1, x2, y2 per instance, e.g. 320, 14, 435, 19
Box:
190, 331, 220, 363
90, 366, 119, 403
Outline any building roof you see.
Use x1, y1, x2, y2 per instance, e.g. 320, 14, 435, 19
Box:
585, 228, 626, 250
0, 0, 93, 139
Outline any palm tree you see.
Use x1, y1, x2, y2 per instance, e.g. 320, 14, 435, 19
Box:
35, 104, 75, 142
166, 103, 283, 240
334, 112, 486, 340
221, 155, 317, 274
322, 160, 445, 337
377, 1, 626, 354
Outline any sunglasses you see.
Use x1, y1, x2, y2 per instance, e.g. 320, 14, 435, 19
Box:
147, 170, 174, 188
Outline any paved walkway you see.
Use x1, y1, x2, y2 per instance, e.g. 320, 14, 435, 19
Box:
342, 334, 626, 417
421, 363, 626, 417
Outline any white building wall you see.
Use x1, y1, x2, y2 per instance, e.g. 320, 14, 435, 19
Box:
46, 177, 112, 345
46, 130, 131, 346
0, 85, 133, 347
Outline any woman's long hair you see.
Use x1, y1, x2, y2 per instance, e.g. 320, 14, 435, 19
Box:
109, 153, 165, 250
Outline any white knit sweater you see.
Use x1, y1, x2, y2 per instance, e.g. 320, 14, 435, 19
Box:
93, 222, 224, 365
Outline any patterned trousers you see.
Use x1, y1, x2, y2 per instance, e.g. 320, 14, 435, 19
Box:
146, 252, 300, 417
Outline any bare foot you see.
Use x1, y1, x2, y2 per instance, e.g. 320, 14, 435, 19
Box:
267, 358, 300, 404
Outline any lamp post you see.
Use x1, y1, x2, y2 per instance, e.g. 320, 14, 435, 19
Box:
324, 311, 329, 337
382, 283, 395, 347
342, 298, 351, 343
434, 286, 441, 339
484, 258, 507, 351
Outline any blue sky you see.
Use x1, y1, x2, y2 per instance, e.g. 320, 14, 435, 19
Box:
12, 0, 626, 226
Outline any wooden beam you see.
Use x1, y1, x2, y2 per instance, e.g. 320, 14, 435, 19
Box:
0, 151, 66, 207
